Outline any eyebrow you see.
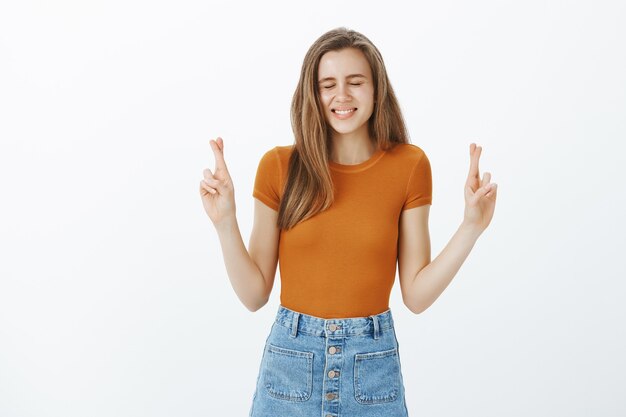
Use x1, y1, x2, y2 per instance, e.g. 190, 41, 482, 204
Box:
318, 73, 367, 83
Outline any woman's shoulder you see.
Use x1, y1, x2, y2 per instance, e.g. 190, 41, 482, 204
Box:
256, 144, 294, 179
272, 145, 295, 171
385, 142, 428, 163
264, 143, 427, 166
258, 144, 294, 163
275, 144, 295, 158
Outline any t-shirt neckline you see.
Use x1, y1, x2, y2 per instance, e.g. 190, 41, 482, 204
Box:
328, 148, 386, 173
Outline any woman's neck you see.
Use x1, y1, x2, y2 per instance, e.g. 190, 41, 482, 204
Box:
329, 131, 376, 165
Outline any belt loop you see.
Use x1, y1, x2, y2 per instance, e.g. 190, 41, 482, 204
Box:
290, 312, 300, 338
371, 314, 380, 340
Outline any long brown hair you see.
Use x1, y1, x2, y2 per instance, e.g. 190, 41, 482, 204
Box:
278, 27, 411, 230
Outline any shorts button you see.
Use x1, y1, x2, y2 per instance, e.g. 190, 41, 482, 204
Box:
325, 392, 337, 400
328, 346, 337, 354
328, 370, 336, 378
328, 324, 337, 331
326, 414, 333, 417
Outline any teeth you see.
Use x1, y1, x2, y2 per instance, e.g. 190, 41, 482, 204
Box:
335, 108, 355, 114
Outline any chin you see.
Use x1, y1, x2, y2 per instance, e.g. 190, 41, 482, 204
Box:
331, 124, 365, 135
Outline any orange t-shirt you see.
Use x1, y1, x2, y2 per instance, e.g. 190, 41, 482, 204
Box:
252, 143, 432, 318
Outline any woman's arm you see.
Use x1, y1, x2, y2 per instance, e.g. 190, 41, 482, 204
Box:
398, 143, 497, 314
200, 137, 279, 312
401, 219, 482, 314
215, 203, 278, 312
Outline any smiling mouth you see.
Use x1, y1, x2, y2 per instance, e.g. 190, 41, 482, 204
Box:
332, 108, 357, 115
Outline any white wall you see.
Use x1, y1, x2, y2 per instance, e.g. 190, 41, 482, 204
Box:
1, 0, 624, 416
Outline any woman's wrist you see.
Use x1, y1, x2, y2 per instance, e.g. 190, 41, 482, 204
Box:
459, 220, 484, 238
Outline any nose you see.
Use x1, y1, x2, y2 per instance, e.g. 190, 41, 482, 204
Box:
335, 82, 351, 101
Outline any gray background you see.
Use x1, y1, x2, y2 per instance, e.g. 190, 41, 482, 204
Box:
1, 0, 625, 416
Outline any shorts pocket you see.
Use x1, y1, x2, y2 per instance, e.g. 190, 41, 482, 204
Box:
354, 346, 400, 404
262, 343, 314, 402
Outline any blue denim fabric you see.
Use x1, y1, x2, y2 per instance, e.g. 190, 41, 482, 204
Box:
249, 304, 410, 417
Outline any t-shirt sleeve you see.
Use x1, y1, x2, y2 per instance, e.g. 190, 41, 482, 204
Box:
402, 151, 433, 210
252, 147, 281, 211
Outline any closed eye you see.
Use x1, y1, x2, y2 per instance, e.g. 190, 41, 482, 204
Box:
322, 83, 363, 89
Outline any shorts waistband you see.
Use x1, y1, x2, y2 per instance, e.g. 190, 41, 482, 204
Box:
274, 304, 395, 339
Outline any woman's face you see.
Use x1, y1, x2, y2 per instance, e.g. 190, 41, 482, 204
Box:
317, 48, 375, 140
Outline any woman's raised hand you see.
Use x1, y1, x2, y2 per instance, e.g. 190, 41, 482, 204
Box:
199, 137, 236, 227
463, 143, 497, 234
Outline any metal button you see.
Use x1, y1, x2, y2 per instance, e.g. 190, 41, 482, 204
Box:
328, 346, 337, 354
325, 392, 337, 400
328, 370, 336, 378
326, 414, 333, 417
328, 323, 337, 331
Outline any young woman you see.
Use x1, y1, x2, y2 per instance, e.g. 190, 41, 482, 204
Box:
200, 27, 497, 417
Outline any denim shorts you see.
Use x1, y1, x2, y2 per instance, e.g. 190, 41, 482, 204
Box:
248, 304, 409, 417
